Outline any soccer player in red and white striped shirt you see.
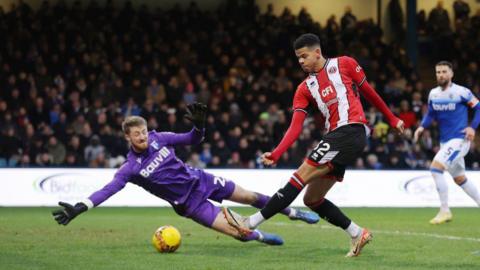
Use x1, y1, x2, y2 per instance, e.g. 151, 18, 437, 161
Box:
224, 33, 404, 257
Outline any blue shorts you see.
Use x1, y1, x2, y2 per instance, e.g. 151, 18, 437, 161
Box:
174, 171, 235, 227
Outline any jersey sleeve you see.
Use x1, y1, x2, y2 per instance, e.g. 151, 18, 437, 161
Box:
342, 56, 367, 86
460, 87, 479, 108
269, 110, 307, 162
421, 93, 436, 128
154, 128, 205, 146
292, 83, 310, 113
88, 163, 130, 206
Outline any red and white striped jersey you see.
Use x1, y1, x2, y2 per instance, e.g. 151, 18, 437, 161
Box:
293, 56, 368, 133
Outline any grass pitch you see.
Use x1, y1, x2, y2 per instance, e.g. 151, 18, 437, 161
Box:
1, 207, 479, 270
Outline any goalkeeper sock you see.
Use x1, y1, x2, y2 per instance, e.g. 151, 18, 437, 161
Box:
251, 192, 293, 216
252, 173, 305, 227
458, 178, 480, 206
240, 230, 260, 241
431, 168, 449, 212
308, 198, 351, 230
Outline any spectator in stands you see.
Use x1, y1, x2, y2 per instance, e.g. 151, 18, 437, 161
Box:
428, 1, 451, 35
341, 6, 357, 46
398, 100, 417, 129
47, 136, 66, 165
388, 0, 405, 42
0, 0, 476, 170
84, 135, 105, 166
453, 0, 470, 22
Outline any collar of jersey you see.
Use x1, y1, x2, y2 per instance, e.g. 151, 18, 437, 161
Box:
129, 145, 150, 157
309, 58, 329, 76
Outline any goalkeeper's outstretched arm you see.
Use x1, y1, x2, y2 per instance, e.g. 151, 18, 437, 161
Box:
52, 167, 129, 225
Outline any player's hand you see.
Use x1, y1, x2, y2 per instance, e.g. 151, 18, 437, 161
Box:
184, 102, 207, 130
413, 126, 424, 144
463, 127, 475, 141
261, 152, 276, 166
52, 201, 88, 226
393, 119, 405, 134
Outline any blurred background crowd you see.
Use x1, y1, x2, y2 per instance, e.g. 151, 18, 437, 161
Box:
0, 0, 479, 169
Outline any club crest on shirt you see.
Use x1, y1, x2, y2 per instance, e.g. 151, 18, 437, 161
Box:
328, 66, 337, 74
151, 141, 159, 150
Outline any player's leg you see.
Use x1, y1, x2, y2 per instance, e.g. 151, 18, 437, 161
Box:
303, 171, 372, 257
224, 161, 329, 233
429, 139, 469, 224
429, 141, 454, 223
429, 160, 453, 224
227, 181, 319, 224
188, 200, 283, 245
224, 124, 367, 232
205, 173, 317, 224
450, 158, 480, 206
303, 176, 352, 233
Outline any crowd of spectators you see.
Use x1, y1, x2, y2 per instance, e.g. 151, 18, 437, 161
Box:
0, 0, 479, 170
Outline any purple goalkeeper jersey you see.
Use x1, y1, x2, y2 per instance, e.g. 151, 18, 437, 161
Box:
88, 128, 205, 207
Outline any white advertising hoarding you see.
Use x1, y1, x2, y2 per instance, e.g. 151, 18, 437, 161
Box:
0, 169, 479, 207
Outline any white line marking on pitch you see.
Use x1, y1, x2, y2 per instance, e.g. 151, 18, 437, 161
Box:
272, 222, 480, 243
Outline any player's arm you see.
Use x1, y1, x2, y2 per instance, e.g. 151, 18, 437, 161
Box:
155, 103, 207, 146
463, 89, 480, 141
263, 87, 309, 164
420, 98, 436, 128
470, 103, 480, 129
52, 167, 129, 225
413, 98, 435, 143
344, 56, 403, 132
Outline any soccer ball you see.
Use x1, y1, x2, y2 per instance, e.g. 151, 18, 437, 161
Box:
152, 225, 181, 253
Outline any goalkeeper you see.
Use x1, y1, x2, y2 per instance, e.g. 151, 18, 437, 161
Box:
52, 103, 319, 246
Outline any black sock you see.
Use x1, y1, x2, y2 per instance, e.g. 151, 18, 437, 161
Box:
309, 199, 351, 229
260, 173, 305, 220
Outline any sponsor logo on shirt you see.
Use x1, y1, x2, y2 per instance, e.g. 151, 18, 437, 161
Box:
321, 86, 334, 97
432, 103, 456, 111
139, 147, 171, 177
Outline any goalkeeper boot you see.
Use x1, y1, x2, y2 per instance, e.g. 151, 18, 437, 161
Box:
223, 207, 252, 237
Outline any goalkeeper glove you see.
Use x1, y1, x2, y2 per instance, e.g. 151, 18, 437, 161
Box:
52, 201, 88, 225
184, 102, 207, 130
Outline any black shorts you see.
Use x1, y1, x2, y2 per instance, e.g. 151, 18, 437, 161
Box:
306, 124, 367, 181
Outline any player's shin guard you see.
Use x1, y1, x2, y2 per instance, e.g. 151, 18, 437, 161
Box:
251, 192, 291, 216
307, 198, 351, 230
259, 173, 305, 220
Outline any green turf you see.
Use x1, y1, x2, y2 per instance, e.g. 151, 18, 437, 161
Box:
1, 207, 479, 270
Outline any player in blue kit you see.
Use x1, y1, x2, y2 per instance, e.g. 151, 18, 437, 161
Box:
414, 61, 480, 224
52, 103, 319, 245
